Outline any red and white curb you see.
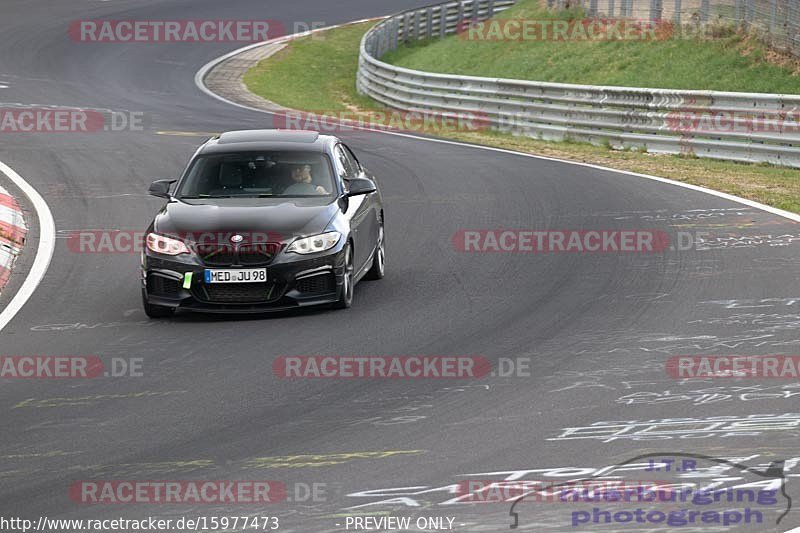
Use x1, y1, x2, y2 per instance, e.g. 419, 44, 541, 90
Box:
0, 184, 27, 292
0, 160, 54, 333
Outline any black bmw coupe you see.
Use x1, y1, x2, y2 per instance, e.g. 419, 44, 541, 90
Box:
141, 129, 384, 317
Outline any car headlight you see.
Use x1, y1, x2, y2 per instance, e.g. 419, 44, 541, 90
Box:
146, 233, 190, 256
287, 231, 341, 254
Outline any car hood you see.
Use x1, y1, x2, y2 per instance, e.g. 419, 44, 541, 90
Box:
153, 197, 338, 243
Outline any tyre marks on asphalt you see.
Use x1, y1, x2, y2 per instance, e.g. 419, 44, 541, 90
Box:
0, 450, 426, 482
11, 390, 188, 409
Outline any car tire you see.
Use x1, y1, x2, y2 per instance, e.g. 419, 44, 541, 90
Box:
365, 221, 385, 281
335, 243, 354, 309
142, 292, 175, 318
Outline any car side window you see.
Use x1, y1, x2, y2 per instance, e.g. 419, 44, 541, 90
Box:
342, 144, 362, 174
334, 144, 355, 181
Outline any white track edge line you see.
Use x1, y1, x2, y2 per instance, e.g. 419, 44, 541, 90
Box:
0, 161, 56, 333
195, 23, 800, 225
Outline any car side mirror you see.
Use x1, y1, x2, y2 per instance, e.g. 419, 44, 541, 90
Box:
346, 177, 376, 197
148, 179, 176, 199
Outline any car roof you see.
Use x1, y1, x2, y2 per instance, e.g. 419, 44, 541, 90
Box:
198, 130, 338, 154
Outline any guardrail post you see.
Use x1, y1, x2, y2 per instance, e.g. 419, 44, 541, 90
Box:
649, 0, 662, 20
608, 0, 615, 17
590, 0, 599, 17
769, 0, 778, 34
375, 28, 384, 57
745, 0, 754, 27
364, 33, 373, 58
440, 5, 448, 37
391, 18, 400, 50
700, 0, 709, 22
673, 0, 681, 25
382, 25, 390, 56
403, 12, 411, 42
426, 7, 434, 38
457, 2, 465, 27
487, 0, 496, 16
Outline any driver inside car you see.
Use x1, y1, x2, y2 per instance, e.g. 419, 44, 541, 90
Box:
283, 164, 329, 195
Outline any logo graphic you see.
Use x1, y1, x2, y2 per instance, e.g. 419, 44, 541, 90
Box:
508, 452, 792, 529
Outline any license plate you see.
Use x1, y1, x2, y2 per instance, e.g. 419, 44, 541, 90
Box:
204, 268, 267, 284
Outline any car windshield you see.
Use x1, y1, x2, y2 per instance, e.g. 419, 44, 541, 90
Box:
175, 151, 336, 199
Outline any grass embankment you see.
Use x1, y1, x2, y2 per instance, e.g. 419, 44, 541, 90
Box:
244, 20, 800, 213
243, 23, 380, 112
383, 0, 800, 93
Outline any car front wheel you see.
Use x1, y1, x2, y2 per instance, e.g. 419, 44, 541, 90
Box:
335, 243, 354, 309
365, 222, 385, 280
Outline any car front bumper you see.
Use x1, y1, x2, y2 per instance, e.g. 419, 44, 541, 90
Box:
141, 246, 346, 314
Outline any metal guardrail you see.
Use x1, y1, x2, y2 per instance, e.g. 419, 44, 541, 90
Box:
357, 0, 800, 167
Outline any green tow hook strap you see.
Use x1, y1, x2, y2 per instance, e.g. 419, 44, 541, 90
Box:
183, 272, 193, 289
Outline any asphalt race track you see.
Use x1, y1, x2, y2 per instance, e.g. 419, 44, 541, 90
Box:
0, 1, 799, 532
